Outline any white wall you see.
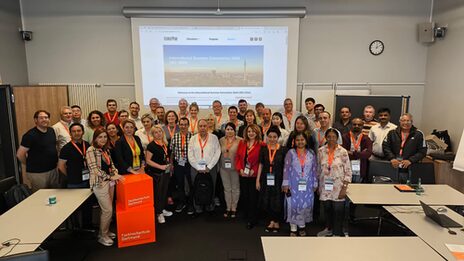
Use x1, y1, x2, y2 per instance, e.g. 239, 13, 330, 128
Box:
423, 6, 464, 153
0, 0, 28, 85
22, 0, 429, 117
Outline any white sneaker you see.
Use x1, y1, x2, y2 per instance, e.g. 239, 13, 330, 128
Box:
157, 214, 166, 224
107, 231, 116, 239
317, 228, 333, 237
162, 209, 173, 217
98, 236, 114, 246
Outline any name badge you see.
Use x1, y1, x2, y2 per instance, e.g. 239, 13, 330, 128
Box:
165, 164, 171, 174
243, 163, 251, 176
324, 177, 334, 191
267, 173, 275, 186
82, 169, 90, 181
224, 158, 232, 169
178, 158, 186, 167
198, 160, 207, 171
351, 160, 361, 176
298, 179, 307, 191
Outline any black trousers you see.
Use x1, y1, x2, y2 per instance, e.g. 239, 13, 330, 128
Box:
322, 200, 345, 236
239, 176, 259, 224
173, 162, 192, 205
149, 172, 170, 215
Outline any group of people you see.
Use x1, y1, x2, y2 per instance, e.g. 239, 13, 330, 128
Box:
16, 96, 427, 246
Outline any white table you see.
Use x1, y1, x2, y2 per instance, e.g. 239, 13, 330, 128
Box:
347, 184, 464, 205
384, 205, 464, 260
261, 236, 445, 261
0, 189, 92, 256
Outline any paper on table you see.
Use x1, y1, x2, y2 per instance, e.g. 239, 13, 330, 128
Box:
446, 244, 464, 260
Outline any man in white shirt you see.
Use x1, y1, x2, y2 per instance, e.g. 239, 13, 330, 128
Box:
281, 98, 302, 130
188, 119, 221, 213
129, 101, 143, 130
303, 97, 316, 122
369, 107, 397, 160
53, 106, 73, 152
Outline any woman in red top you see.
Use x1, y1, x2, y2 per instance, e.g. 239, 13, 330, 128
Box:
235, 124, 264, 229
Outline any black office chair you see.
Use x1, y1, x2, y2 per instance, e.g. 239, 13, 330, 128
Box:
368, 160, 398, 184
410, 162, 435, 184
0, 250, 49, 261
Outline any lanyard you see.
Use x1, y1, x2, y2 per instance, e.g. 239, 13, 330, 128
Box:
181, 134, 187, 158
145, 130, 153, 143
216, 115, 222, 126
106, 111, 118, 123
155, 140, 169, 161
262, 123, 271, 135
168, 125, 177, 139
179, 110, 188, 118
285, 112, 293, 128
247, 141, 257, 154
198, 134, 209, 159
101, 150, 111, 165
125, 135, 139, 158
225, 137, 236, 155
400, 131, 409, 156
71, 141, 86, 158
327, 145, 337, 171
268, 144, 279, 173
190, 118, 198, 133
318, 131, 326, 146
350, 131, 363, 151
60, 121, 70, 136
296, 149, 307, 177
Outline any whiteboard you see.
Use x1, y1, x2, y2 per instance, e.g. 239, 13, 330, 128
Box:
453, 129, 464, 172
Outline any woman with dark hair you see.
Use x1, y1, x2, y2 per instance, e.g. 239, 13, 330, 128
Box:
84, 110, 106, 143
106, 122, 120, 160
188, 102, 200, 134
219, 122, 242, 218
235, 124, 265, 229
282, 131, 318, 236
86, 127, 123, 246
317, 128, 352, 237
162, 110, 179, 143
271, 112, 289, 146
256, 125, 286, 232
238, 109, 261, 138
286, 115, 316, 152
114, 119, 145, 174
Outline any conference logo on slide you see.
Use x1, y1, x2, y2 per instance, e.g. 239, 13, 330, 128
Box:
163, 45, 263, 87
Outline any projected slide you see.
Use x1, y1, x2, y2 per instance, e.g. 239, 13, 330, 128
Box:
164, 45, 263, 87
138, 26, 288, 106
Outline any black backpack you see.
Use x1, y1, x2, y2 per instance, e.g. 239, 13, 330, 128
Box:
3, 184, 32, 210
193, 173, 213, 206
432, 129, 452, 152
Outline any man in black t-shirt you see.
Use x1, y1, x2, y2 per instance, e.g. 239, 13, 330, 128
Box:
17, 110, 59, 192
58, 123, 91, 188
58, 123, 93, 229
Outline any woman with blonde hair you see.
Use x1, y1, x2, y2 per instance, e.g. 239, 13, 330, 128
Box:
146, 125, 173, 223
188, 102, 200, 134
135, 113, 154, 151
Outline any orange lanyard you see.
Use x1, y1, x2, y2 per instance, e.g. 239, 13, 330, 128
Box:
216, 115, 222, 125
268, 144, 279, 173
225, 137, 236, 157
125, 135, 138, 157
190, 118, 198, 133
285, 112, 293, 127
106, 111, 118, 123
181, 134, 187, 158
101, 150, 111, 165
155, 140, 169, 161
145, 131, 153, 143
61, 121, 70, 136
296, 149, 307, 177
247, 141, 257, 155
262, 123, 271, 135
327, 145, 337, 171
179, 111, 188, 118
349, 131, 363, 151
400, 132, 409, 156
198, 134, 208, 158
168, 125, 177, 139
318, 131, 326, 146
71, 141, 86, 158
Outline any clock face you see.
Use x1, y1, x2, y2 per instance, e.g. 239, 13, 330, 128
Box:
369, 40, 384, 55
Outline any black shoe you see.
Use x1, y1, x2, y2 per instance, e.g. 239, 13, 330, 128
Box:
175, 204, 186, 213
246, 222, 254, 230
187, 206, 195, 215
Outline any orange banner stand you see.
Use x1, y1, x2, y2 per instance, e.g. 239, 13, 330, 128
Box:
116, 174, 156, 248
116, 173, 154, 210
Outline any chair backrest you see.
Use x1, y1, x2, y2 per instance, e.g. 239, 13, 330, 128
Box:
410, 162, 435, 184
368, 160, 398, 183
0, 250, 49, 261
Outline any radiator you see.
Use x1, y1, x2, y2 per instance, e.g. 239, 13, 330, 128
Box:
38, 83, 99, 119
